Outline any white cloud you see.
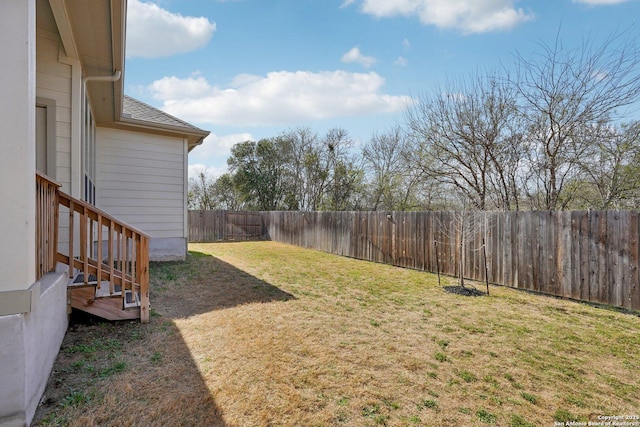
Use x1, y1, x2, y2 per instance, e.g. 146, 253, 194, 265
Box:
188, 163, 226, 180
126, 0, 216, 58
573, 0, 632, 4
190, 132, 254, 161
341, 47, 377, 68
402, 38, 411, 49
353, 0, 534, 34
394, 56, 408, 67
149, 75, 212, 99
189, 133, 255, 178
148, 71, 413, 127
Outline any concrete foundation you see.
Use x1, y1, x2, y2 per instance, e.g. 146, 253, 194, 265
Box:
0, 266, 68, 426
149, 237, 187, 262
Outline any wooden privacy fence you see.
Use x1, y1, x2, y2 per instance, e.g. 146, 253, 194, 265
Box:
260, 210, 640, 311
188, 210, 264, 242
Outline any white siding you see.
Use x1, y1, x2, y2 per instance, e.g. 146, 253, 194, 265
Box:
96, 127, 187, 239
36, 26, 72, 192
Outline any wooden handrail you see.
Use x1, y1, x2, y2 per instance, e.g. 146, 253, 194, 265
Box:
36, 172, 61, 280
36, 173, 150, 322
34, 171, 150, 323
56, 190, 150, 323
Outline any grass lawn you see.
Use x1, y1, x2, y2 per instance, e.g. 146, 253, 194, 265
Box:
34, 241, 640, 426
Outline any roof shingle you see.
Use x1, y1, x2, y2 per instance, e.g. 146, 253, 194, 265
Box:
122, 95, 206, 134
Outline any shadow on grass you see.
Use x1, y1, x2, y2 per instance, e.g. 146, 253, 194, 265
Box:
33, 250, 295, 426
150, 250, 296, 319
33, 313, 228, 426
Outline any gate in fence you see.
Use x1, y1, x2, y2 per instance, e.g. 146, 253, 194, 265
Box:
188, 210, 264, 242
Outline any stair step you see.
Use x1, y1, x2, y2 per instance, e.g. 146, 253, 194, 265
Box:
123, 289, 141, 308
68, 273, 140, 309
70, 287, 140, 321
95, 281, 122, 298
72, 272, 97, 284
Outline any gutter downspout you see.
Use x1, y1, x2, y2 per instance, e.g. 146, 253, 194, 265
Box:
80, 70, 121, 202
83, 70, 122, 87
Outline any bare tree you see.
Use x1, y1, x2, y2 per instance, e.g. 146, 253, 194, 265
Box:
361, 126, 416, 210
280, 127, 329, 211
321, 128, 363, 211
514, 30, 640, 210
434, 201, 489, 294
573, 120, 640, 209
188, 168, 217, 210
406, 72, 523, 210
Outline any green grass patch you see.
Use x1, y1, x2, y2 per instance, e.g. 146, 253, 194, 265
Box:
510, 414, 535, 427
520, 392, 538, 404
434, 352, 448, 362
477, 408, 497, 424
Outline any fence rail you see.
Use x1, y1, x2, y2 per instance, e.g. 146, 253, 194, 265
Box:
259, 210, 640, 312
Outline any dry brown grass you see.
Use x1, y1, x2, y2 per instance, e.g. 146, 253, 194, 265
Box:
34, 241, 640, 426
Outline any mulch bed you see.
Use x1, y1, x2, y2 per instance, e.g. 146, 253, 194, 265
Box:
443, 285, 486, 297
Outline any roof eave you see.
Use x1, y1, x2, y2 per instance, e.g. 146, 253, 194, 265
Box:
116, 117, 210, 148
52, 0, 126, 123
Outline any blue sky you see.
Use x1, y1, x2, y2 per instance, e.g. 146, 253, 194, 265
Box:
123, 0, 640, 178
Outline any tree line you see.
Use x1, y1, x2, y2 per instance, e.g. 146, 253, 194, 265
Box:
190, 32, 640, 212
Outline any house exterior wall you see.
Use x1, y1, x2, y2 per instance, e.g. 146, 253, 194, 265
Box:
96, 127, 189, 260
1, 0, 36, 295
35, 0, 75, 194
0, 2, 68, 426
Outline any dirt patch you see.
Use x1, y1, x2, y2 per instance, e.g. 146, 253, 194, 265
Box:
443, 285, 487, 297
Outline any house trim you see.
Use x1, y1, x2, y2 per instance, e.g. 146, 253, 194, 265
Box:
0, 290, 31, 316
183, 138, 189, 243
48, 0, 78, 60
36, 97, 57, 177
103, 118, 208, 151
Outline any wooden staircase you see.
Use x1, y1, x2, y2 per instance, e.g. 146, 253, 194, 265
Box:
36, 173, 150, 323
68, 273, 142, 321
